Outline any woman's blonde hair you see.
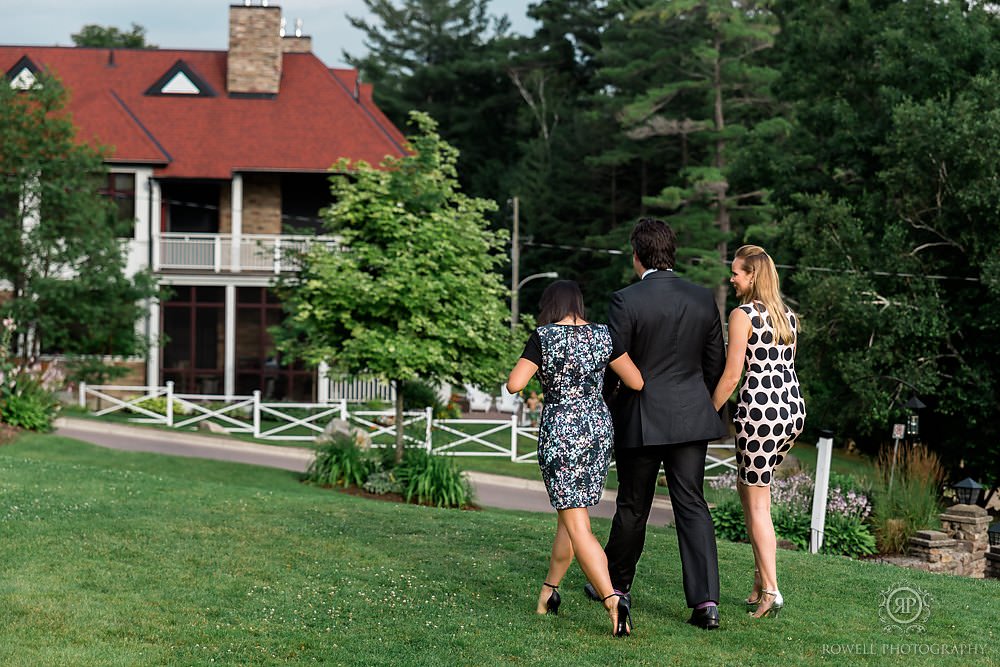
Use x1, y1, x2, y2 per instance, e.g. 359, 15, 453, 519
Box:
734, 245, 796, 346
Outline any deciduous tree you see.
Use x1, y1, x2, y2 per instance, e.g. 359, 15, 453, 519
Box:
274, 112, 518, 461
71, 23, 156, 49
0, 73, 156, 371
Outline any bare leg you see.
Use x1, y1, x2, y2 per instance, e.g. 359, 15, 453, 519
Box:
558, 508, 625, 634
742, 484, 779, 617
738, 481, 762, 603
537, 519, 574, 614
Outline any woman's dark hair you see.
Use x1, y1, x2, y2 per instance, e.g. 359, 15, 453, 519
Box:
537, 280, 585, 326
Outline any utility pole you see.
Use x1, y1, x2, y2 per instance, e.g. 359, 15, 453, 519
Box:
510, 196, 519, 331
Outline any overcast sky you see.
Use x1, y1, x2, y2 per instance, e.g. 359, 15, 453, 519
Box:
0, 0, 536, 68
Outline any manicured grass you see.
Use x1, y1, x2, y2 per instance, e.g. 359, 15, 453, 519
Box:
0, 434, 996, 666
792, 441, 879, 481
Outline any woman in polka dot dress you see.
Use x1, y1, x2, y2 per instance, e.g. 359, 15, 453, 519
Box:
711, 245, 805, 619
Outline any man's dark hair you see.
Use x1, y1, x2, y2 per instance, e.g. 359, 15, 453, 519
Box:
537, 280, 586, 326
630, 217, 677, 270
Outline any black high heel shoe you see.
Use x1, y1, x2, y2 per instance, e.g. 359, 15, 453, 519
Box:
602, 591, 633, 637
542, 582, 561, 615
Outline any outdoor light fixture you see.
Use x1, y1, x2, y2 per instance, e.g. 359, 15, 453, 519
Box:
952, 477, 984, 506
989, 523, 1000, 548
905, 395, 926, 438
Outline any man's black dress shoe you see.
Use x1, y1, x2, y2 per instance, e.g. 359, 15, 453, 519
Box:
688, 605, 720, 630
584, 583, 630, 605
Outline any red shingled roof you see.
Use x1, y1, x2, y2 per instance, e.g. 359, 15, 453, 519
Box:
0, 46, 407, 178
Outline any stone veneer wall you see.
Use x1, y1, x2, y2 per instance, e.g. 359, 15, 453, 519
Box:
906, 504, 992, 578
219, 183, 232, 234
242, 175, 282, 235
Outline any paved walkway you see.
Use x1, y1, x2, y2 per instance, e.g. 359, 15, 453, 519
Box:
54, 417, 675, 525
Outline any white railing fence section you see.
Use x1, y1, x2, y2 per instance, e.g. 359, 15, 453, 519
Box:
325, 376, 396, 403
76, 384, 736, 474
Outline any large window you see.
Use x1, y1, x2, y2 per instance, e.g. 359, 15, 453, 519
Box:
161, 286, 225, 394
236, 287, 312, 401
99, 172, 136, 237
281, 173, 332, 235
161, 181, 220, 233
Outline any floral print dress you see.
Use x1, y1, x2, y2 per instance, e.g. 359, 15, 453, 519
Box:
521, 324, 616, 509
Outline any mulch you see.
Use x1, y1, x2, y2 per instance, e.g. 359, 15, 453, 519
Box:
0, 423, 20, 445
334, 483, 480, 511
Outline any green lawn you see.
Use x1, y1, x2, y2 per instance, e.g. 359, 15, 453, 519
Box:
0, 434, 996, 666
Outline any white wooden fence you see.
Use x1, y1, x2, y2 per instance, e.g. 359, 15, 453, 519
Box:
77, 382, 736, 474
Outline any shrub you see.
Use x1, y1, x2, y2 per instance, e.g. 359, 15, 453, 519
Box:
402, 380, 443, 412
711, 468, 878, 558
772, 506, 810, 551
871, 444, 944, 554
0, 318, 60, 432
304, 435, 379, 488
363, 470, 403, 495
821, 513, 877, 559
0, 376, 59, 432
710, 500, 748, 542
130, 396, 187, 417
395, 450, 473, 508
436, 401, 462, 420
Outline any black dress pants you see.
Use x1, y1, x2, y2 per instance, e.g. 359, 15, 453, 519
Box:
604, 441, 720, 608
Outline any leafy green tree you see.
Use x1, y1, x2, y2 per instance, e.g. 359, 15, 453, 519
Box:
71, 23, 157, 49
770, 0, 1000, 489
0, 72, 157, 369
274, 112, 518, 461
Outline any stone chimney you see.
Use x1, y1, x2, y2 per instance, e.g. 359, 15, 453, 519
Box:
227, 4, 283, 96
282, 35, 312, 53
281, 19, 311, 54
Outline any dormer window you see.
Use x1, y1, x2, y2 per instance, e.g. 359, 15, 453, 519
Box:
145, 60, 216, 97
6, 56, 40, 90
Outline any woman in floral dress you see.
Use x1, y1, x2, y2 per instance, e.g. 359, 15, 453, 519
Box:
507, 280, 644, 637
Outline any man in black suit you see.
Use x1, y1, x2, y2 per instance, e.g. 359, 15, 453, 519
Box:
587, 218, 726, 629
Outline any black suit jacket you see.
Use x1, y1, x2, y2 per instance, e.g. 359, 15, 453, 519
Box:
604, 270, 726, 448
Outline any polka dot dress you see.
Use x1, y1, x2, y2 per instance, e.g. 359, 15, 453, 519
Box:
734, 302, 805, 487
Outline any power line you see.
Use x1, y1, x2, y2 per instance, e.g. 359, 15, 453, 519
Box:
93, 192, 984, 283
522, 240, 981, 283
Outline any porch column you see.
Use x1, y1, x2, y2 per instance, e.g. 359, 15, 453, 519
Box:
150, 179, 162, 271
224, 284, 236, 398
231, 174, 243, 272
146, 296, 160, 387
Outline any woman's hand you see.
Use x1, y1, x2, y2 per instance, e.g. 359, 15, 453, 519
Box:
609, 352, 644, 391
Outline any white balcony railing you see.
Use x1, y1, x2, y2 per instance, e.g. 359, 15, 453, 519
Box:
156, 233, 338, 273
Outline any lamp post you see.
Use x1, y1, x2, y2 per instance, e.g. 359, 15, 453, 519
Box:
904, 394, 926, 440
952, 477, 984, 506
511, 272, 559, 329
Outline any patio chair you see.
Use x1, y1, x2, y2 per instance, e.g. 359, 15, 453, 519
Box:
464, 384, 494, 412
495, 385, 522, 414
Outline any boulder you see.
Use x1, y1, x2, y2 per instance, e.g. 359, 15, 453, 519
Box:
319, 418, 372, 449
197, 420, 229, 435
